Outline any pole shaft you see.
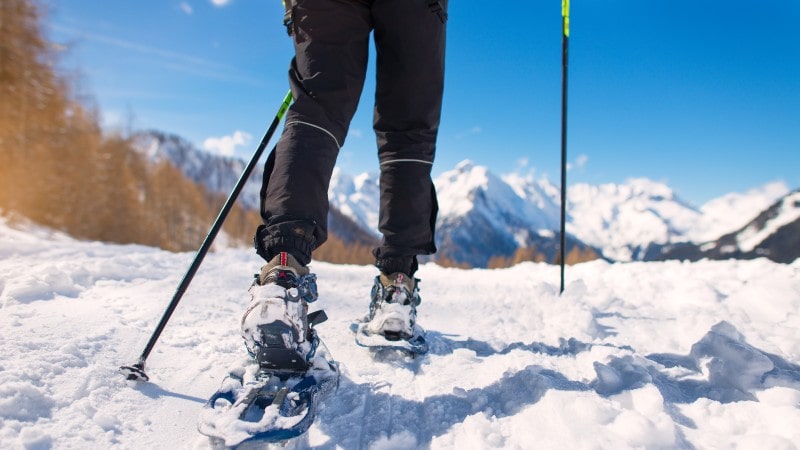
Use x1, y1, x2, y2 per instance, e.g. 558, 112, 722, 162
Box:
560, 0, 569, 294
135, 90, 293, 365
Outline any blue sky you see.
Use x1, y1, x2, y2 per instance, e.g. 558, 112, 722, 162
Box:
47, 0, 799, 206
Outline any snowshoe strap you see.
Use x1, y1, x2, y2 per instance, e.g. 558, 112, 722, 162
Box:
308, 310, 328, 327
257, 347, 309, 373
271, 387, 289, 407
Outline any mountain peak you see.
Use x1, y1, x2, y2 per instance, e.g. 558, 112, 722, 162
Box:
567, 178, 701, 261
454, 159, 477, 172
436, 161, 498, 217
623, 177, 676, 201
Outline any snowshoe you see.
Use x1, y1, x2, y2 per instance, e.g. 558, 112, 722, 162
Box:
353, 272, 429, 355
198, 252, 339, 447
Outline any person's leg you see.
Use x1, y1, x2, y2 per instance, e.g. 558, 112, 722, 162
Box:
371, 0, 447, 276
245, 0, 373, 371
257, 0, 373, 266
358, 0, 447, 344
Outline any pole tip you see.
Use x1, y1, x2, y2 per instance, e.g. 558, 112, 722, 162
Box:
119, 362, 149, 383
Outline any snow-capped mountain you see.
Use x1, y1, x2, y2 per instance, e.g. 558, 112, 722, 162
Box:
658, 189, 800, 263
690, 181, 791, 242
502, 171, 562, 225
533, 177, 789, 263
565, 179, 704, 261
733, 189, 800, 260
133, 131, 795, 265
433, 161, 582, 266
132, 130, 263, 211
329, 161, 597, 266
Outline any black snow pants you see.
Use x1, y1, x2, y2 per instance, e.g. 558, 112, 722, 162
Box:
256, 0, 447, 276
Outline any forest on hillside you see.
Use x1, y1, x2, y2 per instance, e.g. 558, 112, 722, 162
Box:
0, 0, 263, 252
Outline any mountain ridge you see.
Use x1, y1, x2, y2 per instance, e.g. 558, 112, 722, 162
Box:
134, 130, 795, 265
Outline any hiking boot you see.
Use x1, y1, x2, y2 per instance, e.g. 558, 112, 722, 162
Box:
240, 252, 319, 373
365, 272, 421, 341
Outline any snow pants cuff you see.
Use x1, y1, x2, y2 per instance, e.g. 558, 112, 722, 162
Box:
374, 255, 419, 278
254, 222, 317, 266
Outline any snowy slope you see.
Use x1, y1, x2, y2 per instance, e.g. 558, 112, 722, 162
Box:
692, 181, 790, 243
560, 178, 788, 262
735, 190, 800, 254
502, 171, 561, 226
565, 179, 704, 261
2, 219, 800, 449
660, 189, 800, 264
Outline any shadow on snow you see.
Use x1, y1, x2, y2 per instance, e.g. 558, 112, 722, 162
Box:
314, 321, 800, 449
133, 320, 800, 449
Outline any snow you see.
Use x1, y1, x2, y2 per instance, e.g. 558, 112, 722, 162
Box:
2, 218, 800, 449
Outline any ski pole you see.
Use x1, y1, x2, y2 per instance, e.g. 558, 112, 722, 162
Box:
120, 90, 293, 382
559, 0, 569, 294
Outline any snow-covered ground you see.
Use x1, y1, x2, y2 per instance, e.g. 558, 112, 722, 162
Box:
1, 219, 799, 449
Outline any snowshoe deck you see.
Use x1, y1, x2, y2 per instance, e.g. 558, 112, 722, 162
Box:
198, 344, 338, 448
351, 321, 429, 355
